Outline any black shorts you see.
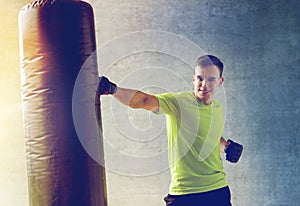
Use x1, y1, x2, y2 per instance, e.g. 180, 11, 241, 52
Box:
164, 186, 232, 206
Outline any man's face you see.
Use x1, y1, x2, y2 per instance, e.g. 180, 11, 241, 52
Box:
192, 65, 224, 105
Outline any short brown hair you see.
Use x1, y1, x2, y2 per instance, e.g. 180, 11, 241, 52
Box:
195, 55, 224, 77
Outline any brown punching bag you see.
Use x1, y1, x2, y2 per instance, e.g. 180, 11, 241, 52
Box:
18, 0, 107, 205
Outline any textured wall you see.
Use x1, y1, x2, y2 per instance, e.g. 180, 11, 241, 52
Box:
86, 0, 300, 205
1, 0, 299, 205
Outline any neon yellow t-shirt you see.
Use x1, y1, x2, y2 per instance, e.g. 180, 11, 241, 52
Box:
155, 92, 228, 195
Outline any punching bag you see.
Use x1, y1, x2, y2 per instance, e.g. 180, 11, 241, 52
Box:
18, 0, 107, 205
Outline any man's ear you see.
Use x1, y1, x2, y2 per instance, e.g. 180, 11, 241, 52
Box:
192, 75, 196, 83
219, 77, 224, 86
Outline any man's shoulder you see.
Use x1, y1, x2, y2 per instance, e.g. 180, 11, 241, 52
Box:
154, 92, 194, 115
212, 100, 223, 109
155, 91, 192, 100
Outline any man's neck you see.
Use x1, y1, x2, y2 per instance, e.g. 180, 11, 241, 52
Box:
192, 92, 212, 105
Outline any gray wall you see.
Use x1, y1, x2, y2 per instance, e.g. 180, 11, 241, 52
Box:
85, 0, 300, 205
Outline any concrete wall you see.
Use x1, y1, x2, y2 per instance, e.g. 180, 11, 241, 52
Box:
87, 0, 300, 205
1, 0, 299, 205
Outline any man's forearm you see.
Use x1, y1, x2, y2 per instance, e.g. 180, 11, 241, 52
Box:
112, 87, 143, 107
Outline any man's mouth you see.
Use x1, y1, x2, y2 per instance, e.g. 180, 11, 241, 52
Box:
199, 89, 210, 94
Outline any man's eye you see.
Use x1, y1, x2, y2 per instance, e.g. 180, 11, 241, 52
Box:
197, 76, 204, 81
208, 78, 216, 82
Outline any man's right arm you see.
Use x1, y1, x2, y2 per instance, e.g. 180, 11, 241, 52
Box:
97, 76, 159, 112
113, 87, 159, 112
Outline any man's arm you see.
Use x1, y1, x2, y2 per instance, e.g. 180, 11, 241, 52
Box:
97, 76, 159, 112
113, 87, 159, 112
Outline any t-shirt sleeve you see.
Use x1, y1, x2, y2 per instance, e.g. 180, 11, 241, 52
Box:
154, 93, 179, 115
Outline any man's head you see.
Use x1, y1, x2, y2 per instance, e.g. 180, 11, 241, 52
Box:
192, 55, 224, 105
195, 55, 224, 77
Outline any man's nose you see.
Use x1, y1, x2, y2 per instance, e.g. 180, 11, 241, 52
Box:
201, 79, 207, 88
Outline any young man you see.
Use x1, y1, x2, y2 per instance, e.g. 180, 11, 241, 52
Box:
97, 55, 243, 206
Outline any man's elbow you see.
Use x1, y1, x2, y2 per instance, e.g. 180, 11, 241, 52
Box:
129, 95, 156, 111
129, 101, 142, 109
128, 95, 147, 109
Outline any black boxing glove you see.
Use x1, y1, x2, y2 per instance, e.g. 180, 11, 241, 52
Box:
225, 139, 243, 163
97, 76, 117, 95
